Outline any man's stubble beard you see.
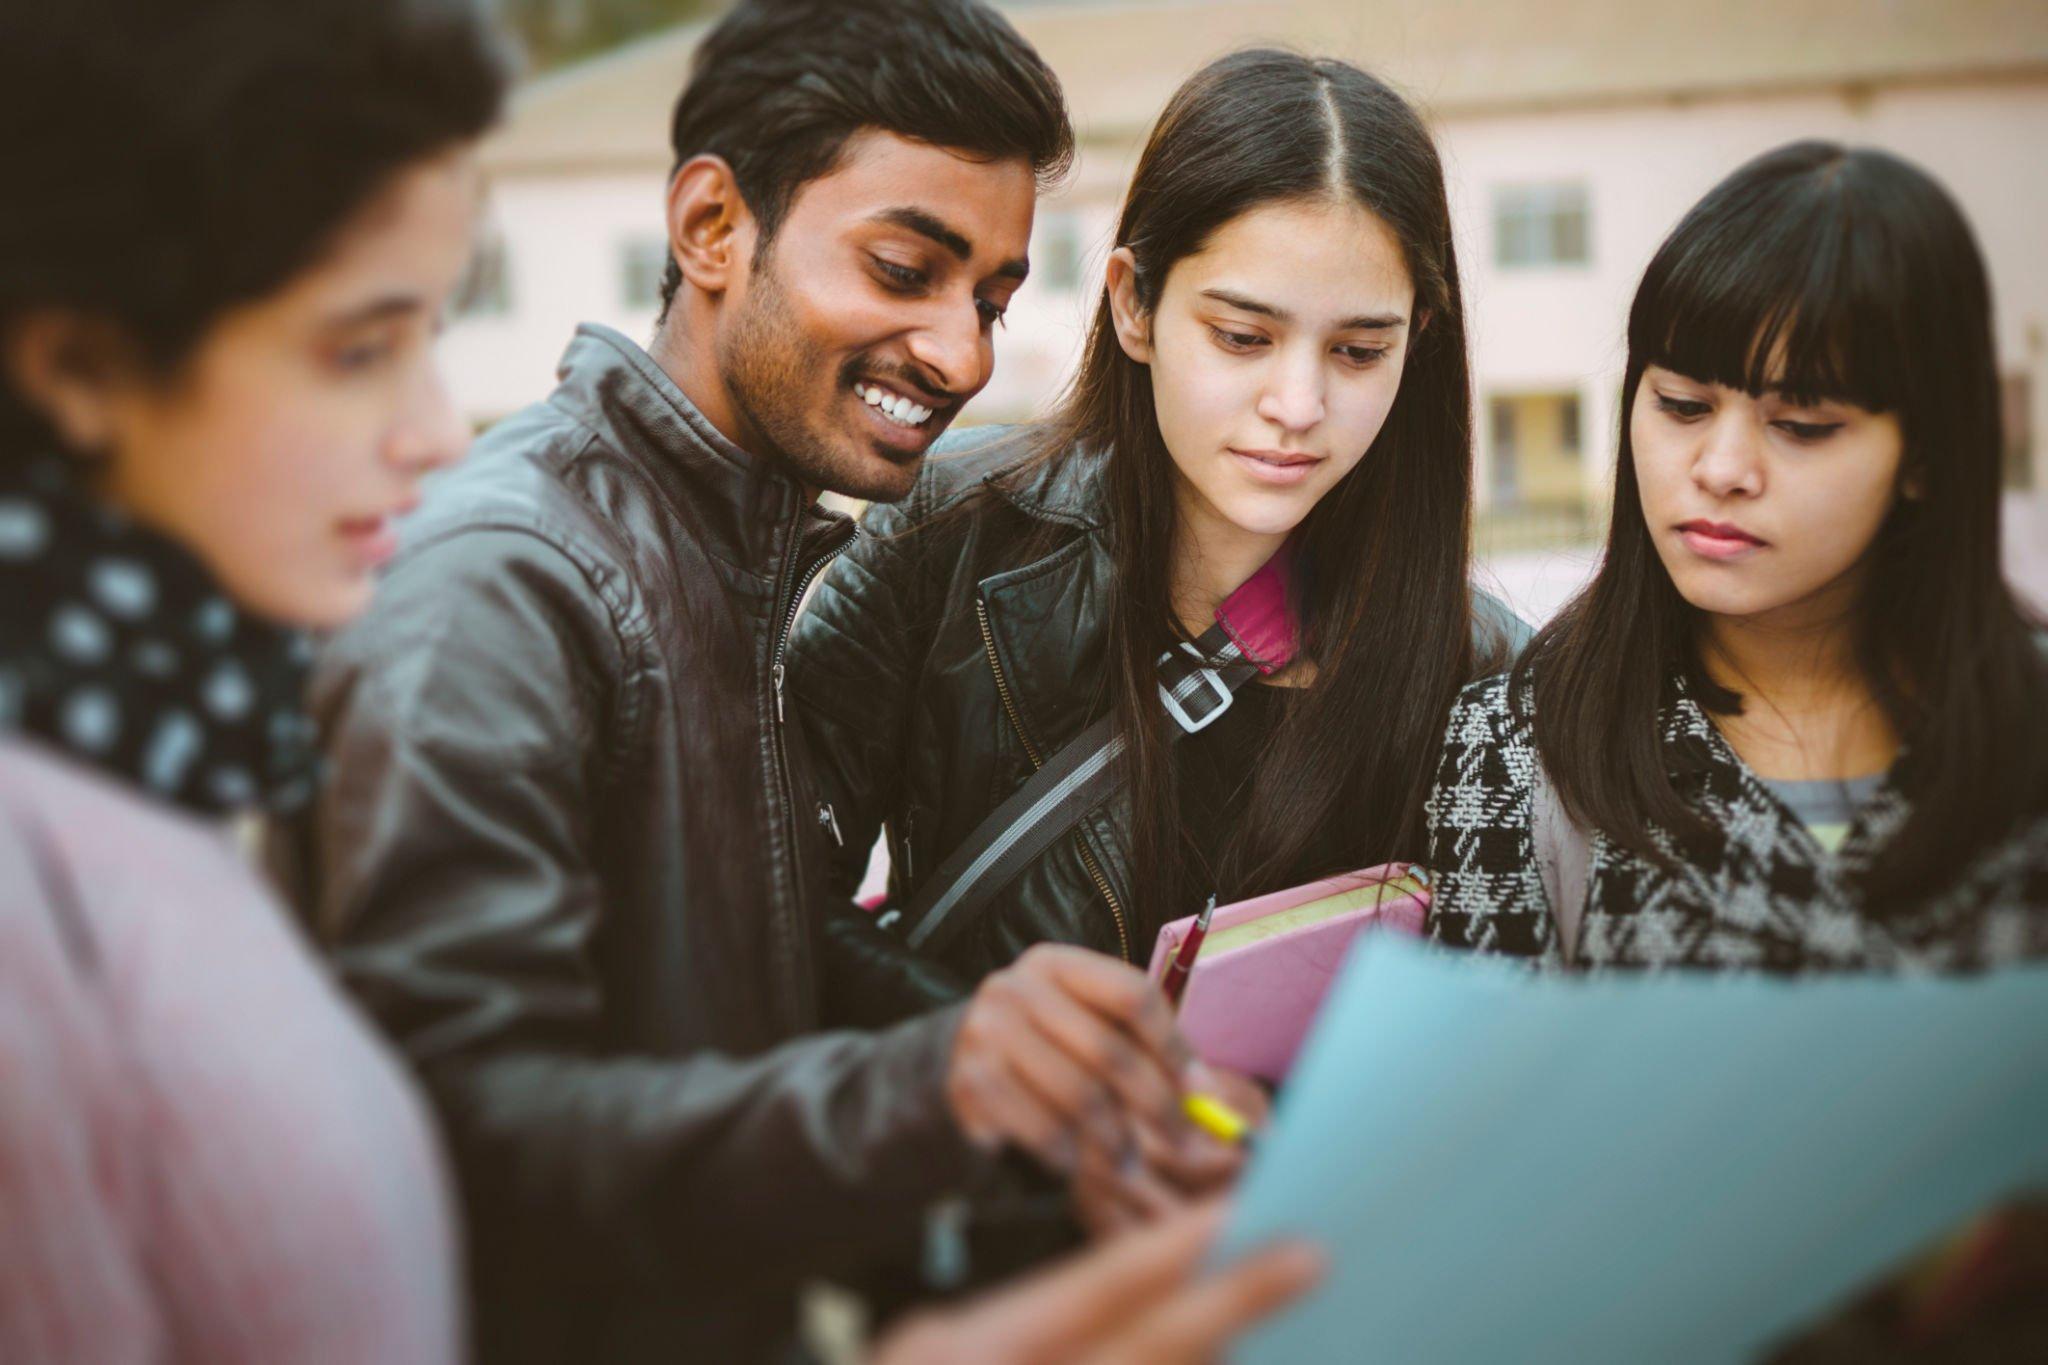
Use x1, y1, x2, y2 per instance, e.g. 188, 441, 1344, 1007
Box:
716, 256, 921, 503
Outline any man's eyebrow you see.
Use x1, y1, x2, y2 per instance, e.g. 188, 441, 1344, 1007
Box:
1199, 287, 1406, 331
322, 293, 428, 329
874, 206, 1030, 281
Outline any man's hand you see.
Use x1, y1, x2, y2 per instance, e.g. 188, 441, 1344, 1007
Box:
946, 944, 1190, 1172
1071, 1062, 1270, 1237
875, 1201, 1322, 1365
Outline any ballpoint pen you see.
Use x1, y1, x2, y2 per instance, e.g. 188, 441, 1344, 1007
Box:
1160, 893, 1215, 1010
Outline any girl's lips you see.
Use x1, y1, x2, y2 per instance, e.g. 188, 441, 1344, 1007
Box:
1677, 520, 1767, 562
1230, 448, 1322, 487
338, 514, 400, 569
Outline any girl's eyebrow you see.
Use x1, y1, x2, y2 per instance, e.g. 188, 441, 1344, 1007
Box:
1198, 287, 1405, 331
323, 293, 428, 330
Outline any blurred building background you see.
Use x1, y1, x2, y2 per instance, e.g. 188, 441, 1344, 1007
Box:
455, 0, 2048, 621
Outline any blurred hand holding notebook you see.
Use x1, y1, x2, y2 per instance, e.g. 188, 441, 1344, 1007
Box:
1145, 863, 1427, 1083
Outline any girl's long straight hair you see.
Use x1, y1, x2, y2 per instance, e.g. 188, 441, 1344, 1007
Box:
1520, 141, 2048, 908
995, 49, 1498, 935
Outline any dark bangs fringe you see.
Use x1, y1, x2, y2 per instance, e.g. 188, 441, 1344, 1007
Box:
1632, 146, 1911, 415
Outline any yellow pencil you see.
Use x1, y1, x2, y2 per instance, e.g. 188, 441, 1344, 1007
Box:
1182, 1091, 1256, 1148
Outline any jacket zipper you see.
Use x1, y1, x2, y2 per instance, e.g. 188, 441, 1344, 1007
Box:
974, 596, 1043, 768
974, 594, 1131, 962
772, 523, 859, 723
767, 516, 858, 995
1076, 838, 1131, 963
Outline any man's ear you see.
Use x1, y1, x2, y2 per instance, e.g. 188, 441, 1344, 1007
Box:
1104, 247, 1152, 365
1, 312, 135, 455
666, 153, 755, 298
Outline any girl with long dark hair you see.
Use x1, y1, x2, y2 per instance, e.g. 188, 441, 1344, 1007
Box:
791, 49, 1521, 1021
0, 5, 1320, 1356
1426, 140, 2048, 971
0, 0, 509, 1356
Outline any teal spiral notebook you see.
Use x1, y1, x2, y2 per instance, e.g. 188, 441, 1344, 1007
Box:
1219, 938, 2048, 1362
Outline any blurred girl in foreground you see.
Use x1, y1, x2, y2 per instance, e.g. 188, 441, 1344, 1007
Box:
0, 0, 504, 1357
0, 2, 1311, 1358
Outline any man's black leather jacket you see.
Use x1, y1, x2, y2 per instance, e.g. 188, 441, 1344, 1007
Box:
275, 325, 976, 1363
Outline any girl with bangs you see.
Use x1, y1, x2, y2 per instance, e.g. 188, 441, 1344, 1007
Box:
1426, 140, 2048, 971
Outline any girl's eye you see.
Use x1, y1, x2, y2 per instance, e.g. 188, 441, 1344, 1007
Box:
332, 341, 394, 373
1774, 419, 1844, 442
1336, 345, 1390, 367
1207, 325, 1266, 352
1654, 392, 1711, 421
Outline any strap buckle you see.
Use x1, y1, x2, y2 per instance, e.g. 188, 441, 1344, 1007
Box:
1157, 641, 1235, 734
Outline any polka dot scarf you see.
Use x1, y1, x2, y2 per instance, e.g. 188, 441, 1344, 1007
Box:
0, 454, 320, 817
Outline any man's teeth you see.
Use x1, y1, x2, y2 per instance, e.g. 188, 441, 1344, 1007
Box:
855, 383, 933, 428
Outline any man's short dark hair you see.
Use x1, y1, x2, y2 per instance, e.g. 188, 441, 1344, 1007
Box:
657, 0, 1072, 320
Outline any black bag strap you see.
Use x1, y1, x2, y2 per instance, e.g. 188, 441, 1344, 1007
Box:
904, 618, 1261, 954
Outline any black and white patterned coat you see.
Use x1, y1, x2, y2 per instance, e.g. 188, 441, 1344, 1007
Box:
1425, 672, 2048, 973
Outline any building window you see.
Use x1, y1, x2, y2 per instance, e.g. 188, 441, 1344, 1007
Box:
1494, 184, 1590, 268
1489, 396, 1519, 503
1481, 389, 1594, 552
2004, 372, 2034, 490
620, 237, 671, 312
1036, 210, 1083, 293
453, 229, 512, 318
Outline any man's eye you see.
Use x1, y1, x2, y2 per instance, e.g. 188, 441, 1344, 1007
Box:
873, 259, 926, 290
1654, 393, 1710, 420
975, 298, 1006, 328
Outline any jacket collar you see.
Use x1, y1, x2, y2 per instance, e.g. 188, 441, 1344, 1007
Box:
970, 442, 1114, 758
982, 441, 1110, 532
975, 441, 1305, 761
550, 323, 849, 573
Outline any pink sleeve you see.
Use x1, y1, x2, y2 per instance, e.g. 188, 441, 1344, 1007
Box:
0, 831, 162, 1362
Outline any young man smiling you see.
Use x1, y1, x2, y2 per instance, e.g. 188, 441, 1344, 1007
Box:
278, 2, 1220, 1360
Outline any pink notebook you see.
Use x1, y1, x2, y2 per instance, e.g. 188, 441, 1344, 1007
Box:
1146, 864, 1429, 1083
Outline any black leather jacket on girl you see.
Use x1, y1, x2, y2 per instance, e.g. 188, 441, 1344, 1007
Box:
789, 428, 1528, 1027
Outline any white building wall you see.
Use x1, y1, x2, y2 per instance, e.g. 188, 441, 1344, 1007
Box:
445, 82, 2048, 614
443, 172, 670, 423
1444, 82, 2048, 513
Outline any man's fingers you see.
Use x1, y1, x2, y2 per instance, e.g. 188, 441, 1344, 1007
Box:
1003, 1026, 1126, 1156
953, 1049, 1078, 1170
1011, 967, 1183, 1131
1070, 1136, 1145, 1239
1130, 1108, 1244, 1194
1081, 1241, 1325, 1364
1017, 945, 1193, 1072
